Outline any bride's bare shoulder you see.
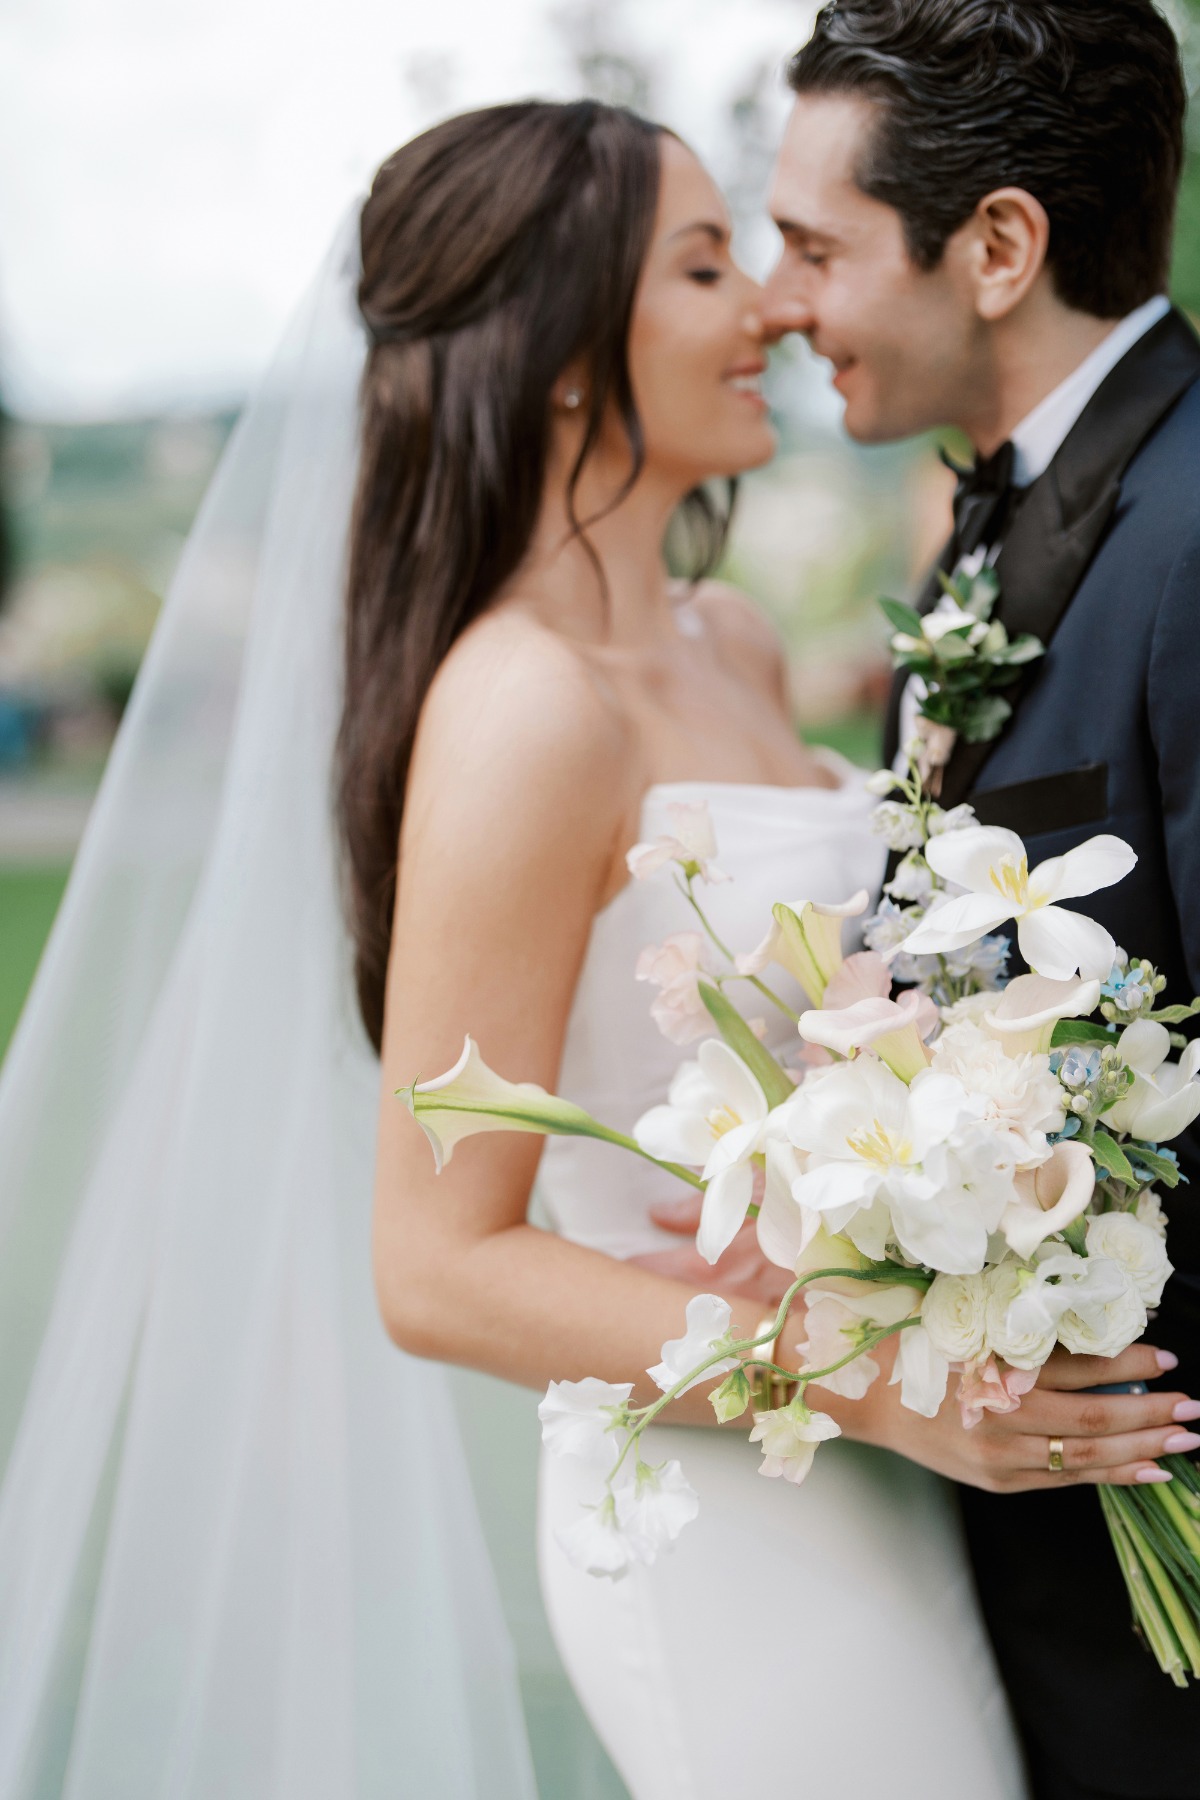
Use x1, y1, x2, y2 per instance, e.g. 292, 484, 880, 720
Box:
410, 607, 638, 827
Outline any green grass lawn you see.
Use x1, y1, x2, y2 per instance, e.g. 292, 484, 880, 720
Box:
0, 865, 70, 1063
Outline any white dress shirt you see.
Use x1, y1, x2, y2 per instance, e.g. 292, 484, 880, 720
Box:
895, 294, 1171, 765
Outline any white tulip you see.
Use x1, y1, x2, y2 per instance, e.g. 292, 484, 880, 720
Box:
749, 1399, 841, 1484
921, 1271, 989, 1365
1056, 1257, 1147, 1359
785, 1057, 1014, 1274
634, 1041, 770, 1263
900, 825, 1136, 982
648, 1294, 738, 1395
1106, 1020, 1200, 1144
984, 1260, 1060, 1370
1085, 1212, 1173, 1310
538, 1378, 633, 1470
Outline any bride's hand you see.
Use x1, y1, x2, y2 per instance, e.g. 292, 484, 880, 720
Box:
799, 1334, 1199, 1491
628, 1193, 792, 1308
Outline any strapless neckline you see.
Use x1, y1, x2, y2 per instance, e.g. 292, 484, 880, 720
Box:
640, 745, 863, 809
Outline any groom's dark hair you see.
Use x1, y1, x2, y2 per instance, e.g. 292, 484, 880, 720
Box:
788, 0, 1187, 318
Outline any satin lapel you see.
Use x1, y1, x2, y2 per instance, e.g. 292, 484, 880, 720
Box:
935, 309, 1200, 811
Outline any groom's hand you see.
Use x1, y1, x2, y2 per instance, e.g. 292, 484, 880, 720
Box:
811, 1338, 1200, 1492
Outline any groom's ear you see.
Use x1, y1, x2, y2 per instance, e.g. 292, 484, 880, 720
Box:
959, 188, 1051, 325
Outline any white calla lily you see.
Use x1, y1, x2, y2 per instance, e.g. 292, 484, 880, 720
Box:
1106, 1020, 1200, 1143
405, 1036, 611, 1171
1000, 1139, 1096, 1260
634, 1041, 770, 1263
737, 891, 871, 1005
983, 973, 1102, 1057
798, 986, 939, 1083
900, 826, 1136, 981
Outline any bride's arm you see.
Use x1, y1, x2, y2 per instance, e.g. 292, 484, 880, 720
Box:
371, 621, 760, 1424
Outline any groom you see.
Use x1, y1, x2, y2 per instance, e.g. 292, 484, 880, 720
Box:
764, 2, 1200, 1795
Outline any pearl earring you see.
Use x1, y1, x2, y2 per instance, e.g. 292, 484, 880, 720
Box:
563, 388, 583, 410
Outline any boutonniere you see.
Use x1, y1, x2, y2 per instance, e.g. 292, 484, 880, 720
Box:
881, 565, 1045, 792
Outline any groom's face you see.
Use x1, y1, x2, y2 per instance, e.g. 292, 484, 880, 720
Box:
764, 95, 984, 444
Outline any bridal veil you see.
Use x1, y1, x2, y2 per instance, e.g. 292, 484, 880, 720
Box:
0, 214, 537, 1799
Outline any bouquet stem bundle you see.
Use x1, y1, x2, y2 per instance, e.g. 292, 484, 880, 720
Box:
1102, 1458, 1200, 1684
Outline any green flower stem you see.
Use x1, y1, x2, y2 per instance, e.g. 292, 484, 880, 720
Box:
1101, 1490, 1187, 1686
606, 1263, 928, 1487
675, 875, 800, 1025
1129, 1514, 1200, 1677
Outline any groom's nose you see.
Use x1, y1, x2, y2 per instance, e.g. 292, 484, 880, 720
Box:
760, 287, 815, 347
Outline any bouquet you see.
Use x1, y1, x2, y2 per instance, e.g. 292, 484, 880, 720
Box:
403, 574, 1200, 1685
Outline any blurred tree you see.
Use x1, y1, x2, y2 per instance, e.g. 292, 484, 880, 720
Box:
551, 0, 656, 113
1171, 0, 1200, 314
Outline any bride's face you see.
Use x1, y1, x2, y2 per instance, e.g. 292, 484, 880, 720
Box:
625, 136, 776, 484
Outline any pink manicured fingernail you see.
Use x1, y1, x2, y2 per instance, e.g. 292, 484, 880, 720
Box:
1156, 1350, 1180, 1371
1172, 1400, 1200, 1422
1165, 1431, 1200, 1453
1137, 1467, 1174, 1483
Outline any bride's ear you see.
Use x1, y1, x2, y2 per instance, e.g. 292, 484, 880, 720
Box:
962, 187, 1051, 323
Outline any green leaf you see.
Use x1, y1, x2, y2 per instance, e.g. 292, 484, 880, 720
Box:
998, 633, 1045, 666
931, 633, 976, 663
1051, 1019, 1115, 1047
959, 694, 1012, 743
1127, 1145, 1184, 1189
1090, 1130, 1138, 1186
698, 982, 796, 1109
879, 596, 923, 637
1147, 999, 1200, 1026
710, 1368, 752, 1423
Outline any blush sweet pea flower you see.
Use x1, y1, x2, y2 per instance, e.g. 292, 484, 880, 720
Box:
634, 1042, 771, 1263
749, 1398, 841, 1484
635, 932, 719, 1045
901, 826, 1137, 982
737, 891, 872, 1006
957, 1356, 1039, 1429
797, 1284, 918, 1398
1106, 1020, 1200, 1143
626, 801, 728, 884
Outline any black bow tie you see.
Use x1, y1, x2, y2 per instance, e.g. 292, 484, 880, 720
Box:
941, 440, 1018, 560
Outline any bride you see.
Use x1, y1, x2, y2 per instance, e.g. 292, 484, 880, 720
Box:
0, 96, 1163, 1800
357, 101, 1025, 1796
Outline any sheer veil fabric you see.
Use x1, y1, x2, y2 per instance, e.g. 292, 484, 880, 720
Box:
0, 215, 536, 1799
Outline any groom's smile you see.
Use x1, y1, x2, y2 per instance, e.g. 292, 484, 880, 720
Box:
762, 91, 984, 447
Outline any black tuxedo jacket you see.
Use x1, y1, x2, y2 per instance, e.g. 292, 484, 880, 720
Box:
883, 308, 1200, 1799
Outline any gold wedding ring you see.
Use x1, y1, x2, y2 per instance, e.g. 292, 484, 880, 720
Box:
1048, 1436, 1065, 1474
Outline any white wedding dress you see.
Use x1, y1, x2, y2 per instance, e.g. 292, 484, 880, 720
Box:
535, 759, 1028, 1800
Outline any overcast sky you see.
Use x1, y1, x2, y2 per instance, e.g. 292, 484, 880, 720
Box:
0, 0, 818, 418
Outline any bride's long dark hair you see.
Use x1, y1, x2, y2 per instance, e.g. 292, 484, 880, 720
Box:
339, 99, 729, 1053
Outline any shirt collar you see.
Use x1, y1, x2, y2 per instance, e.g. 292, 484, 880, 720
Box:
1009, 294, 1171, 487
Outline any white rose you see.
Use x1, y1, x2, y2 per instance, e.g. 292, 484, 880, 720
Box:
1085, 1212, 1173, 1310
921, 1271, 989, 1364
984, 1259, 1059, 1370
1135, 1189, 1169, 1242
939, 992, 1002, 1031
1057, 1257, 1147, 1359
931, 1021, 1065, 1164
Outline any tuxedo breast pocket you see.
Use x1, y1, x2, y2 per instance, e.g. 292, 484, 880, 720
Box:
967, 763, 1109, 837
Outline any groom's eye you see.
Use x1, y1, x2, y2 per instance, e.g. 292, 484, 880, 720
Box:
801, 252, 828, 269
